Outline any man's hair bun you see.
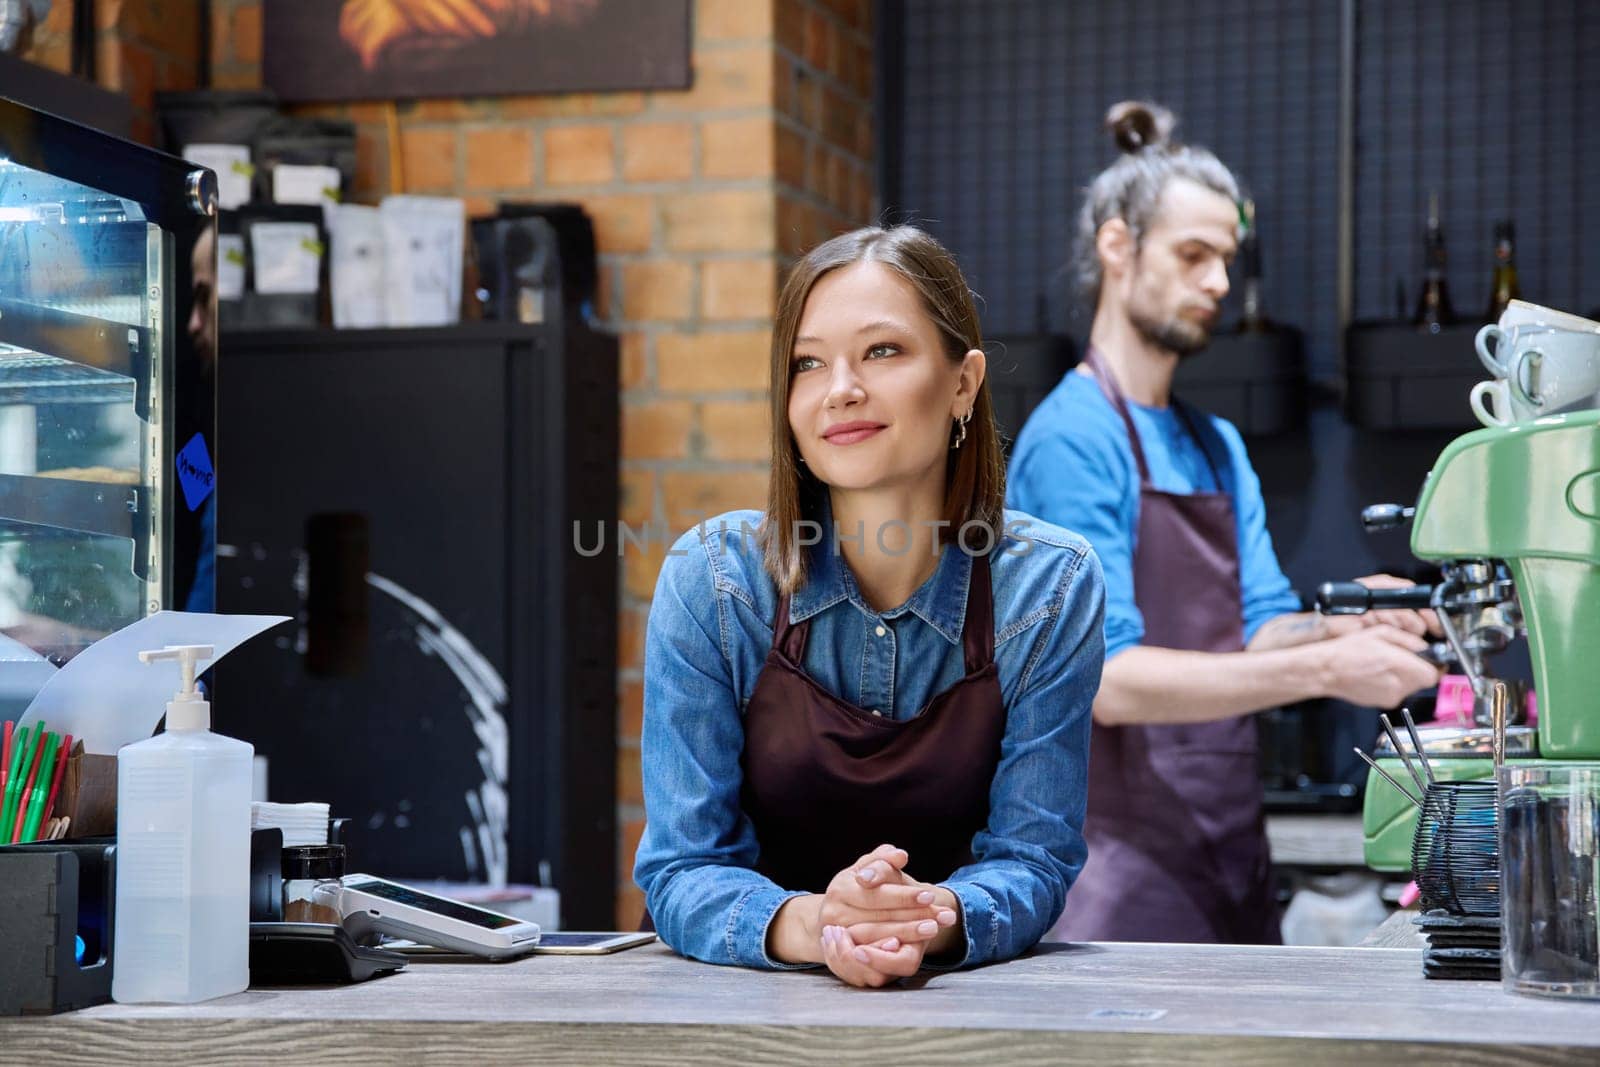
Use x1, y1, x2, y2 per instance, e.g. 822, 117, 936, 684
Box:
1106, 100, 1175, 153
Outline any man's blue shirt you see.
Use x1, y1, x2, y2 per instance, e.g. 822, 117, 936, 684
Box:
1008, 370, 1301, 660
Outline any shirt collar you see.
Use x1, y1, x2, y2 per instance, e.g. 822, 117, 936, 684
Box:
788, 522, 850, 623
900, 543, 971, 646
787, 508, 971, 647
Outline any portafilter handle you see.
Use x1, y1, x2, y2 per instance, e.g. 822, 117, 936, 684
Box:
1361, 503, 1416, 532
1314, 581, 1435, 615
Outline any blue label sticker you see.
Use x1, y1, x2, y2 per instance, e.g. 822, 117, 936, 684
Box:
175, 432, 215, 512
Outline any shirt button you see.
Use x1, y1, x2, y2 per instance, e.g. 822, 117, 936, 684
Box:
874, 625, 887, 637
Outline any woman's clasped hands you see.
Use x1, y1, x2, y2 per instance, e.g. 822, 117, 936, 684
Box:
792, 843, 962, 988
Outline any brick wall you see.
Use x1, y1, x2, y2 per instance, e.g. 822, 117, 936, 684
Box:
208, 0, 875, 925
20, 1, 202, 144
775, 2, 875, 257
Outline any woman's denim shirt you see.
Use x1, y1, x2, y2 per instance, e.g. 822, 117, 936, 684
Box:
633, 508, 1106, 969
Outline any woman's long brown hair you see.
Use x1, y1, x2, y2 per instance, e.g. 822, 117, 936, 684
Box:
761, 226, 1005, 595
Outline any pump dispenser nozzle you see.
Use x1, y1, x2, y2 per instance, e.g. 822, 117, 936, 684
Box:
139, 644, 215, 731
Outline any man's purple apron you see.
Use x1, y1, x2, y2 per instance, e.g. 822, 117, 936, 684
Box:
1056, 349, 1279, 944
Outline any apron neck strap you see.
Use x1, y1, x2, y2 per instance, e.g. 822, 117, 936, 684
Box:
1081, 347, 1222, 491
1169, 399, 1223, 492
771, 595, 810, 663
961, 551, 996, 673
1081, 347, 1152, 484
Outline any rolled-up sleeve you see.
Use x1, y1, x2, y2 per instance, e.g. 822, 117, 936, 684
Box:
938, 544, 1106, 966
631, 530, 811, 969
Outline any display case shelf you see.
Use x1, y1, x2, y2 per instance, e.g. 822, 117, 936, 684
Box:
0, 298, 150, 415
0, 352, 137, 406
0, 474, 148, 575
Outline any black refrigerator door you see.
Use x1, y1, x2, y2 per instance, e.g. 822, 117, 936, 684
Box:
219, 331, 509, 881
217, 322, 617, 925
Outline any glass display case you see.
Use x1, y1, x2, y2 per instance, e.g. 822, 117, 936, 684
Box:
0, 94, 217, 715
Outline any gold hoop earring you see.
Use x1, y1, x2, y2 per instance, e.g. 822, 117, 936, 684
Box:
950, 409, 972, 450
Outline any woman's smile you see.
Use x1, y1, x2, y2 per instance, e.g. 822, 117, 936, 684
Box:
822, 420, 887, 446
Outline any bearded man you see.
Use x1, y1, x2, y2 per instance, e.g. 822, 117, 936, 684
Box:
1008, 101, 1440, 945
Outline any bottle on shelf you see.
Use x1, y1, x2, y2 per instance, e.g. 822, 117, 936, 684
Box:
1485, 219, 1520, 322
1413, 191, 1455, 333
1236, 199, 1271, 333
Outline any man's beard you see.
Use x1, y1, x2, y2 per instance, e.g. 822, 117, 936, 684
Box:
1128, 303, 1212, 358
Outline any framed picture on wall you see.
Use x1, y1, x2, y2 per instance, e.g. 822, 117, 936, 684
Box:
262, 0, 691, 102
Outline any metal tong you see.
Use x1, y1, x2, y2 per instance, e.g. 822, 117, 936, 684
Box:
1354, 690, 1510, 810
1354, 707, 1439, 810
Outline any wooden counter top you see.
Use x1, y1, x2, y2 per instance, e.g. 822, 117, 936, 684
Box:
1266, 813, 1367, 867
4, 939, 1598, 1065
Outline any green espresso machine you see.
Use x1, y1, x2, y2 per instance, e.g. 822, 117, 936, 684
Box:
1358, 408, 1600, 871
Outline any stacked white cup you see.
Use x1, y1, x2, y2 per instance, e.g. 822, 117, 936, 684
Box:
1472, 300, 1600, 428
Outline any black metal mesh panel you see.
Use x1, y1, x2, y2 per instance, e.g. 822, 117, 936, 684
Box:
1353, 0, 1600, 326
891, 0, 1343, 376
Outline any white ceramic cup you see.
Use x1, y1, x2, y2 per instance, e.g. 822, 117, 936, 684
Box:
1470, 327, 1600, 427
1480, 301, 1600, 378
1476, 322, 1516, 378
1498, 298, 1600, 335
1470, 377, 1525, 428
1516, 330, 1600, 413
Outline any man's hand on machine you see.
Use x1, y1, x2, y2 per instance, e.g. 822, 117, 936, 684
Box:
1319, 574, 1443, 640
1251, 575, 1440, 653
1317, 624, 1445, 709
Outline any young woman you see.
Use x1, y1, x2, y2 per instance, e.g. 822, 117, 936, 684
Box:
633, 226, 1106, 987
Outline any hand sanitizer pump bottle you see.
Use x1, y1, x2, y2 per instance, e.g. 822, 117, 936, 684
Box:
112, 644, 253, 1003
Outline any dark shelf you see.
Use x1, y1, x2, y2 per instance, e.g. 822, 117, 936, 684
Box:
1174, 327, 1309, 437
1344, 321, 1487, 431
